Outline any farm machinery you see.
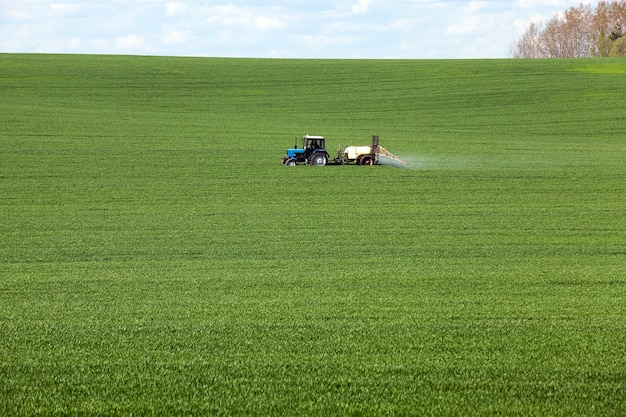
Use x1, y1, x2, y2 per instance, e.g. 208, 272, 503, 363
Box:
282, 135, 407, 167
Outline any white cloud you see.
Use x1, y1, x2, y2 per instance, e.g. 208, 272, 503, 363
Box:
68, 38, 82, 49
517, 0, 571, 8
206, 5, 287, 30
465, 1, 489, 13
445, 17, 480, 36
255, 16, 285, 30
50, 3, 82, 15
115, 34, 147, 50
352, 0, 372, 14
445, 1, 490, 36
389, 19, 412, 31
162, 26, 189, 45
166, 2, 186, 18
2, 3, 42, 21
3, 9, 32, 20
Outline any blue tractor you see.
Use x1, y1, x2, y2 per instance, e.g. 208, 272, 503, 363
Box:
282, 135, 330, 166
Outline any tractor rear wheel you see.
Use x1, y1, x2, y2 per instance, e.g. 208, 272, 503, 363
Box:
310, 153, 327, 166
360, 155, 374, 166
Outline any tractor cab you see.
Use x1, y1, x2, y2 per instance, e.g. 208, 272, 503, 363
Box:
303, 136, 325, 151
283, 135, 330, 166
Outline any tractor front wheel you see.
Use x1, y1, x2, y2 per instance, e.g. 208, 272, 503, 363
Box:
310, 153, 327, 166
285, 158, 297, 166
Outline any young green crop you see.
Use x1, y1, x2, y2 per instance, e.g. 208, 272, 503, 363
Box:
1, 54, 625, 416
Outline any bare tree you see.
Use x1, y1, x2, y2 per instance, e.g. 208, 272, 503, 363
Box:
511, 22, 542, 58
594, 1, 626, 36
539, 5, 595, 58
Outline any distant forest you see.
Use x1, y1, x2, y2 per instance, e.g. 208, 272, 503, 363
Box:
511, 0, 626, 57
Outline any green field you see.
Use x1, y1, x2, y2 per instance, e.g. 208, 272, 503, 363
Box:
1, 54, 625, 415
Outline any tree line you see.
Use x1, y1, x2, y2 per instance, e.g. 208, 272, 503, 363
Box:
511, 1, 626, 58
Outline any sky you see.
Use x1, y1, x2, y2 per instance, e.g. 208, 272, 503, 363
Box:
1, 0, 586, 59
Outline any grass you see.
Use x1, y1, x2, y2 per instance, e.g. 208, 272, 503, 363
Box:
1, 54, 625, 415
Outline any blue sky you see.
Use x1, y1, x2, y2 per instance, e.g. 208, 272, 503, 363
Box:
1, 0, 583, 59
